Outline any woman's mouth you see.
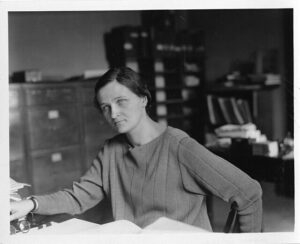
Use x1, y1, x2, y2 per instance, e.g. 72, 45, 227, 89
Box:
114, 120, 124, 127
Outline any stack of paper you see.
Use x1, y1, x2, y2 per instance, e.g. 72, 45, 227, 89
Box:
10, 178, 30, 201
18, 217, 209, 235
214, 123, 261, 139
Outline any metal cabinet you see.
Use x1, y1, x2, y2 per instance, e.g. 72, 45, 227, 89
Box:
24, 86, 77, 106
9, 86, 28, 183
30, 146, 82, 194
27, 106, 81, 150
9, 81, 115, 194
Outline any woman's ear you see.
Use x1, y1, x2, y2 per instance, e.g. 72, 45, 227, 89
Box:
141, 96, 148, 108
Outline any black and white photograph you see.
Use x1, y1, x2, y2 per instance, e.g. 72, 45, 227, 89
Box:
1, 1, 298, 243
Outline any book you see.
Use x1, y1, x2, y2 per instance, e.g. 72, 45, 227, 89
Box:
217, 97, 232, 124
21, 217, 209, 235
207, 95, 217, 125
12, 70, 42, 83
214, 123, 261, 139
236, 99, 253, 123
206, 95, 226, 125
252, 141, 279, 157
230, 98, 245, 124
265, 73, 281, 85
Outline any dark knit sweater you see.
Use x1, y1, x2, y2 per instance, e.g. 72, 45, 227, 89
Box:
34, 127, 262, 232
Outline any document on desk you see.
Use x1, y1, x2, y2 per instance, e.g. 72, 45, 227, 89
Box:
142, 217, 209, 233
22, 217, 209, 235
25, 219, 102, 235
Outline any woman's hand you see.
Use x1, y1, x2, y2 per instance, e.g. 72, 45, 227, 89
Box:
10, 200, 34, 221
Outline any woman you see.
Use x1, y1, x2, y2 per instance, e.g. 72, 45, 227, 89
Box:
10, 67, 263, 232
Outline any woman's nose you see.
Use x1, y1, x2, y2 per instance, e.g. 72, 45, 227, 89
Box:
110, 104, 119, 118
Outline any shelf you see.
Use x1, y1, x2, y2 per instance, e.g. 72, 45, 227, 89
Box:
153, 71, 201, 76
155, 98, 198, 105
105, 25, 206, 143
206, 83, 280, 94
156, 113, 197, 120
149, 85, 200, 91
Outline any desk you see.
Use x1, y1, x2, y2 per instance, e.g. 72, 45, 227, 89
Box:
12, 216, 209, 235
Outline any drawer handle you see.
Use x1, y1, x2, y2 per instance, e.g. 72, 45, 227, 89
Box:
155, 75, 165, 88
156, 91, 166, 102
156, 105, 167, 116
51, 153, 62, 162
48, 110, 59, 119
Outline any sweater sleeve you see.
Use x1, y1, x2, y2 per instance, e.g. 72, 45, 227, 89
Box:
33, 149, 106, 215
177, 137, 263, 233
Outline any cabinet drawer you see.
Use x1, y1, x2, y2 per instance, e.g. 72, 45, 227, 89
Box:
27, 106, 81, 150
81, 87, 95, 105
10, 159, 29, 184
9, 87, 22, 108
25, 86, 77, 106
31, 146, 82, 194
9, 110, 25, 161
83, 106, 115, 146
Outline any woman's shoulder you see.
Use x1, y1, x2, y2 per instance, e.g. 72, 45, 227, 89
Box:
165, 126, 190, 142
165, 126, 206, 152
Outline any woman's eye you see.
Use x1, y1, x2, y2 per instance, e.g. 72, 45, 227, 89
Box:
117, 99, 127, 105
101, 105, 109, 112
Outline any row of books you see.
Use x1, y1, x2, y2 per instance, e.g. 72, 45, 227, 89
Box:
207, 95, 253, 126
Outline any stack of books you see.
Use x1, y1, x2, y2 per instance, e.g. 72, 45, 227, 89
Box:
214, 123, 261, 140
265, 74, 281, 85
252, 141, 279, 157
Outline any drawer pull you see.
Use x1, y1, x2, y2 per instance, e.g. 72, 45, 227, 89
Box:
51, 153, 62, 162
48, 110, 59, 119
156, 91, 166, 102
155, 75, 165, 88
156, 105, 167, 116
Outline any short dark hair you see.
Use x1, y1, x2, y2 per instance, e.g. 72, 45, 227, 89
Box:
94, 67, 152, 114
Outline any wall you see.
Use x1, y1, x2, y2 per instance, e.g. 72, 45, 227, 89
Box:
9, 11, 141, 79
9, 10, 290, 139
188, 9, 289, 139
188, 9, 285, 82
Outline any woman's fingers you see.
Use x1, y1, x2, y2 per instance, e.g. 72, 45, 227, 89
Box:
10, 200, 34, 221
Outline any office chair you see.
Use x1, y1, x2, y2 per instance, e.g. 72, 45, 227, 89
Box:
223, 207, 239, 233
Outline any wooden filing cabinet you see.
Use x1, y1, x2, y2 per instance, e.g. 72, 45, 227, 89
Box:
9, 81, 115, 195
9, 85, 28, 184
27, 106, 81, 150
31, 146, 82, 194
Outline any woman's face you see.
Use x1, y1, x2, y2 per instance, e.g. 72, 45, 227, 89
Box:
96, 80, 147, 134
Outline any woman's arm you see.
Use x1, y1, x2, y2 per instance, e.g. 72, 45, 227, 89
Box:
178, 137, 263, 233
33, 154, 106, 215
10, 151, 106, 221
